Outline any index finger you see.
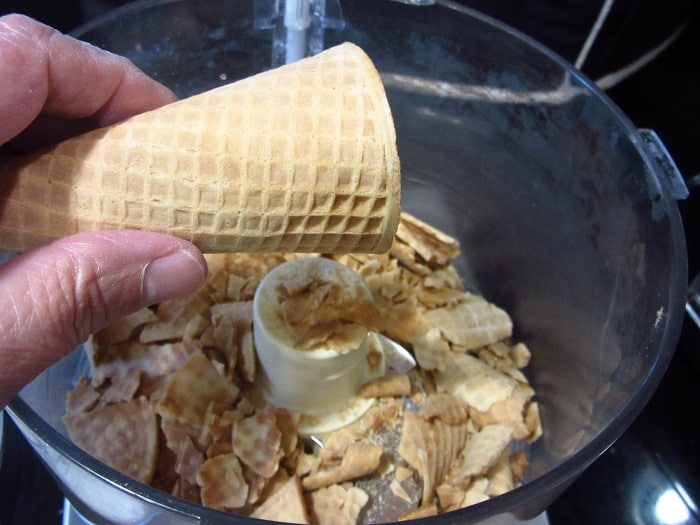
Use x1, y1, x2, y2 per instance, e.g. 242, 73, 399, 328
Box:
0, 14, 177, 146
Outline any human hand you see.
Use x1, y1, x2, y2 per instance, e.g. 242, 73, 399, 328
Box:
0, 14, 208, 408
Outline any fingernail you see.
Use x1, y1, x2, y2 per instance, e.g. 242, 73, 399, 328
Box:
142, 249, 207, 305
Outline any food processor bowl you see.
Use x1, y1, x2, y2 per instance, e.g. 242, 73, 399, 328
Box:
6, 0, 687, 523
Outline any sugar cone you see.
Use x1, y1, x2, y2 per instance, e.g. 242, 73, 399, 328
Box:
0, 43, 400, 254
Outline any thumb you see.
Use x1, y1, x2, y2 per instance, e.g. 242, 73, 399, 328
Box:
0, 230, 207, 407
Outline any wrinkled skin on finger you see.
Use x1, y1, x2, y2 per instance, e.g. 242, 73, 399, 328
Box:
0, 231, 207, 408
0, 13, 177, 150
0, 14, 206, 407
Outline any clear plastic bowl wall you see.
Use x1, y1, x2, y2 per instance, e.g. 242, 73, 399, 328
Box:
7, 1, 687, 524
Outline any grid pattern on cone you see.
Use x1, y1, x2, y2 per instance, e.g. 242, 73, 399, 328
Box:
0, 43, 400, 253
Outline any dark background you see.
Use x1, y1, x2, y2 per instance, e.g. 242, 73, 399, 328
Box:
1, 1, 698, 524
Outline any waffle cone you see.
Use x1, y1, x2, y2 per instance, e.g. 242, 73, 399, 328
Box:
0, 43, 400, 253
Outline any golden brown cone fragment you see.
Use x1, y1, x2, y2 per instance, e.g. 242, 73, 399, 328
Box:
0, 43, 400, 254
